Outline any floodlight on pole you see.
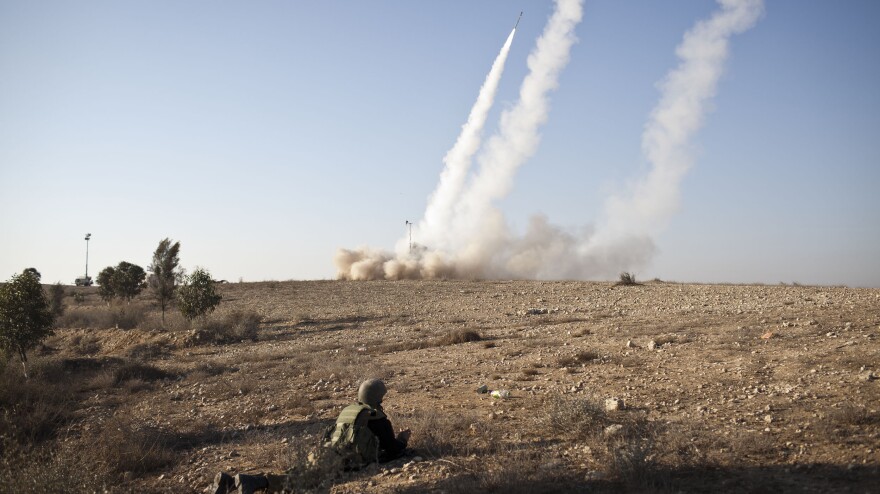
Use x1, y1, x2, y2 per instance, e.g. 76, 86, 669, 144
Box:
405, 221, 413, 254
84, 233, 91, 278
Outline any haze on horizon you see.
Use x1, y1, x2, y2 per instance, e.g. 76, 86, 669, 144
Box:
1, 1, 878, 288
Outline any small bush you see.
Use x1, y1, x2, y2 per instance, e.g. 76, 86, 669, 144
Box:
556, 350, 599, 367
546, 396, 608, 440
57, 305, 148, 330
437, 329, 482, 346
113, 361, 174, 385
69, 334, 101, 355
0, 360, 76, 443
190, 361, 236, 378
57, 307, 112, 329
402, 410, 476, 458
617, 272, 639, 286
177, 268, 222, 321
0, 438, 107, 493
94, 418, 177, 477
186, 310, 262, 346
126, 341, 171, 360
275, 440, 346, 493
48, 283, 65, 319
112, 305, 148, 329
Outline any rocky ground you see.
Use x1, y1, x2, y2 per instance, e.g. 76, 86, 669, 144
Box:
7, 280, 880, 492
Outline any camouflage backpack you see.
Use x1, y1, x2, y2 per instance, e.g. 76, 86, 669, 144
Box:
322, 403, 380, 468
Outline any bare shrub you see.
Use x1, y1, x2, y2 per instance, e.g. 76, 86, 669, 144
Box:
604, 418, 659, 485
140, 309, 190, 331
186, 310, 262, 345
274, 439, 347, 493
816, 404, 880, 439
112, 304, 148, 329
56, 305, 148, 330
126, 341, 172, 360
48, 282, 66, 320
724, 430, 776, 458
57, 307, 114, 329
92, 418, 177, 477
437, 329, 482, 346
617, 272, 639, 286
69, 334, 101, 355
556, 350, 599, 368
190, 361, 236, 378
113, 361, 175, 385
546, 396, 608, 440
401, 410, 477, 458
0, 438, 106, 493
435, 448, 587, 494
0, 360, 76, 443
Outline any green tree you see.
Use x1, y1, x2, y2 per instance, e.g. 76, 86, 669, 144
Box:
112, 262, 147, 302
148, 238, 182, 324
96, 266, 116, 303
177, 268, 222, 321
0, 270, 55, 378
97, 262, 148, 304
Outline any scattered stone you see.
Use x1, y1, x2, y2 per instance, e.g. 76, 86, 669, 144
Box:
647, 340, 657, 350
859, 371, 876, 382
764, 415, 774, 423
626, 340, 635, 348
476, 384, 489, 394
523, 308, 549, 315
605, 397, 625, 411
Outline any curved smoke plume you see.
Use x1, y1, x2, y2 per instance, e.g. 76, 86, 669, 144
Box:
336, 0, 763, 281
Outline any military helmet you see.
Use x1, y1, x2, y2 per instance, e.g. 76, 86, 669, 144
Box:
358, 378, 387, 408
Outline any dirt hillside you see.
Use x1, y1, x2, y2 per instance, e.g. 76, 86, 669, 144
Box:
8, 280, 879, 493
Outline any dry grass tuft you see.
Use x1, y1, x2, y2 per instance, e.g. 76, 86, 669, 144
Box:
113, 361, 175, 386
69, 334, 102, 355
617, 272, 640, 286
126, 341, 172, 360
556, 350, 599, 368
0, 360, 76, 443
401, 410, 479, 458
57, 304, 149, 330
186, 310, 263, 345
437, 329, 482, 346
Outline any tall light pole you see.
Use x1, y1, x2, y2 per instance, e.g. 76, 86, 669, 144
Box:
405, 221, 413, 254
84, 233, 91, 278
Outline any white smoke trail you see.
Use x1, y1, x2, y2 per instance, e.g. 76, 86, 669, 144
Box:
587, 0, 765, 266
336, 0, 762, 281
444, 0, 584, 254
417, 28, 517, 252
337, 0, 585, 281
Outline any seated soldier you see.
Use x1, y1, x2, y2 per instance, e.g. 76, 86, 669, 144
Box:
212, 378, 410, 494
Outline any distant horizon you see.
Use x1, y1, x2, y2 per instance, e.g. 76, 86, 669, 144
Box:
32, 274, 879, 290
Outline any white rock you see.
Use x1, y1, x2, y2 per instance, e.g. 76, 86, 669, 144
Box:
605, 397, 625, 411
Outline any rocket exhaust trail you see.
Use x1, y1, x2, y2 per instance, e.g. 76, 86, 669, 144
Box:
415, 24, 517, 253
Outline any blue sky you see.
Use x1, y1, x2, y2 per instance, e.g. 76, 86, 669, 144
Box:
1, 1, 878, 287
